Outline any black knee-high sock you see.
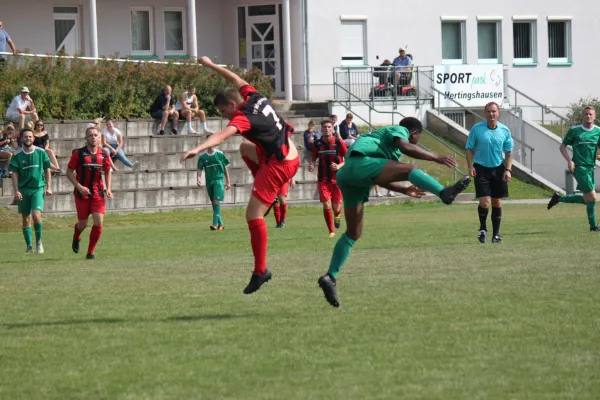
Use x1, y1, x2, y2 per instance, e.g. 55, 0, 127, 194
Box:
478, 206, 489, 231
492, 207, 502, 237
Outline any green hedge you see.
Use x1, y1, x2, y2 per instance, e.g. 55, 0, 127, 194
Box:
0, 57, 274, 121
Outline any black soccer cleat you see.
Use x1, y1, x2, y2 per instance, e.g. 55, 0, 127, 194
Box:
439, 176, 471, 205
590, 226, 600, 232
547, 192, 561, 210
491, 235, 503, 244
318, 274, 340, 308
334, 215, 341, 229
478, 230, 487, 244
243, 269, 272, 294
279, 220, 286, 228
72, 238, 80, 253
86, 253, 95, 260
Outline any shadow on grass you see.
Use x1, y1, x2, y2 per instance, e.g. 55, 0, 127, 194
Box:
3, 314, 263, 329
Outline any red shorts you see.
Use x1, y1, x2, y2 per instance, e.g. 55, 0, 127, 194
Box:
318, 182, 343, 204
252, 157, 299, 206
278, 182, 289, 197
75, 196, 106, 220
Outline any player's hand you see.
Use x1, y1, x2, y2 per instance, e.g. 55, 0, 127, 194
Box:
14, 191, 22, 202
198, 56, 215, 67
106, 190, 113, 200
330, 163, 341, 171
469, 166, 477, 177
77, 185, 91, 196
434, 155, 458, 168
290, 180, 296, 188
180, 152, 192, 164
308, 163, 315, 172
197, 179, 203, 187
568, 161, 575, 173
225, 182, 231, 190
503, 170, 512, 182
403, 185, 426, 198
45, 188, 52, 196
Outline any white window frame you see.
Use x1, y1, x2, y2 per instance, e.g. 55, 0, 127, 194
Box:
130, 6, 154, 56
441, 18, 467, 65
163, 7, 187, 56
547, 17, 572, 64
340, 18, 368, 67
512, 16, 537, 64
476, 17, 502, 64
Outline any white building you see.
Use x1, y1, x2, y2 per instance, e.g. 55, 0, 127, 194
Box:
1, 0, 599, 111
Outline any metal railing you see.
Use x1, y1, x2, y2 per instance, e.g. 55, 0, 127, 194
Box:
333, 65, 434, 108
431, 87, 536, 173
332, 81, 468, 182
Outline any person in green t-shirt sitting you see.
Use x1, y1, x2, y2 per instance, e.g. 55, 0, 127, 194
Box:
317, 117, 471, 308
8, 128, 52, 254
547, 106, 600, 231
197, 146, 231, 230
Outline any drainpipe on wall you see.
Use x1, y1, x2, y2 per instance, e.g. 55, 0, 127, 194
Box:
89, 0, 99, 59
187, 0, 198, 59
282, 0, 293, 101
303, 0, 311, 101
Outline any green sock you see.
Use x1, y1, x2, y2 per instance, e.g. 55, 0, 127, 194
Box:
559, 194, 585, 204
586, 201, 597, 228
327, 233, 356, 279
408, 169, 443, 196
23, 227, 33, 247
218, 213, 224, 227
34, 223, 42, 242
212, 204, 220, 226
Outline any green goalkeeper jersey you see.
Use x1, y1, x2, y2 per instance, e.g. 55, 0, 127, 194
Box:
197, 150, 230, 184
8, 147, 51, 189
562, 124, 600, 167
348, 125, 410, 161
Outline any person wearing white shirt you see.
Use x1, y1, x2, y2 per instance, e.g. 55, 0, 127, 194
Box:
6, 87, 38, 129
175, 86, 213, 135
101, 120, 138, 169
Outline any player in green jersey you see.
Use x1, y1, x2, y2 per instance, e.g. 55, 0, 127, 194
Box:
8, 128, 52, 253
317, 117, 471, 307
197, 146, 231, 230
548, 106, 600, 231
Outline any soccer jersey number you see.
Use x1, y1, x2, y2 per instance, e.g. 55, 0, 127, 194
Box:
261, 104, 283, 131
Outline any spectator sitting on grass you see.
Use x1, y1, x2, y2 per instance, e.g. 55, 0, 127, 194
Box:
102, 119, 138, 170
33, 120, 63, 173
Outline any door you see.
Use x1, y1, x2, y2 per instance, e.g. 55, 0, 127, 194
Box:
53, 7, 80, 54
245, 7, 282, 96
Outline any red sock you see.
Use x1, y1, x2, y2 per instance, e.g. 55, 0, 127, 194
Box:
248, 219, 268, 275
242, 156, 260, 178
73, 223, 84, 240
324, 209, 335, 233
280, 204, 287, 221
273, 205, 281, 224
87, 225, 103, 255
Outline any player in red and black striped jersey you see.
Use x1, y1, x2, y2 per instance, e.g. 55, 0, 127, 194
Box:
66, 126, 113, 259
181, 56, 300, 295
309, 119, 347, 237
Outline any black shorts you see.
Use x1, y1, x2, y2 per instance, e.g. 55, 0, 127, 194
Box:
474, 163, 508, 199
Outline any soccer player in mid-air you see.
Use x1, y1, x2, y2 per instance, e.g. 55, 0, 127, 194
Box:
197, 144, 231, 230
317, 117, 471, 308
547, 106, 600, 231
66, 126, 113, 259
181, 56, 299, 294
9, 128, 52, 253
308, 119, 347, 237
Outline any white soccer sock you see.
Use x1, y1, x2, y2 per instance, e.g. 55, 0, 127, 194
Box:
202, 121, 208, 129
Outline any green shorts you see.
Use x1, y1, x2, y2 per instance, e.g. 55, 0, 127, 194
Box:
336, 154, 389, 208
207, 181, 225, 202
18, 187, 45, 215
573, 166, 596, 193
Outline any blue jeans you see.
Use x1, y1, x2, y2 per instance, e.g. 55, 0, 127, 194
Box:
104, 143, 133, 168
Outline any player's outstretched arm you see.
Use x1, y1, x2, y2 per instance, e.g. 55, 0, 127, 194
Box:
180, 126, 237, 163
198, 56, 249, 90
395, 138, 457, 168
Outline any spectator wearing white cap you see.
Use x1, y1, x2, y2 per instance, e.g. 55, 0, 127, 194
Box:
392, 47, 412, 86
5, 87, 38, 129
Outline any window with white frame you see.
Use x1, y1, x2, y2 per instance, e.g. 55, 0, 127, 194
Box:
477, 20, 501, 63
164, 9, 186, 55
340, 20, 367, 66
513, 19, 537, 63
548, 19, 571, 63
131, 7, 154, 55
441, 21, 465, 64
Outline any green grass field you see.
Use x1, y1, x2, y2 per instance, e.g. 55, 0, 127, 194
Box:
1, 204, 599, 400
